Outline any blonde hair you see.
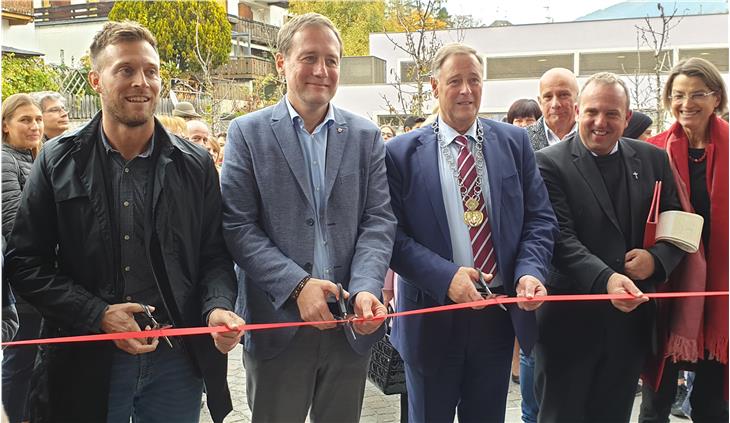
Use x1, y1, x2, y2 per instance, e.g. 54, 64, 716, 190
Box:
157, 115, 188, 138
207, 135, 221, 163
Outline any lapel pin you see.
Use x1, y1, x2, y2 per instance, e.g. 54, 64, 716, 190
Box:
337, 127, 344, 133
633, 171, 639, 180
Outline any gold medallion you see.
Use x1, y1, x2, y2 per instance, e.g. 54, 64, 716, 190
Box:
464, 210, 484, 227
465, 197, 479, 211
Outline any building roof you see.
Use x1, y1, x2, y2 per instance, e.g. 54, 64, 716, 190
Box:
2, 45, 44, 57
578, 1, 728, 21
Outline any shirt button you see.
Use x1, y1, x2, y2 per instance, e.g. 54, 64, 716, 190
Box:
125, 296, 132, 301
306, 218, 314, 226
124, 168, 130, 173
123, 201, 130, 207
123, 235, 130, 240
124, 266, 131, 272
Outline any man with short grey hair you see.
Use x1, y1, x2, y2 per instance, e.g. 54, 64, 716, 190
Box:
32, 91, 70, 141
386, 42, 557, 422
526, 68, 579, 151
221, 12, 395, 423
186, 119, 210, 147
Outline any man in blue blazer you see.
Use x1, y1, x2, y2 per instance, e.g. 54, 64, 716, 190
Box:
386, 43, 558, 423
220, 13, 396, 423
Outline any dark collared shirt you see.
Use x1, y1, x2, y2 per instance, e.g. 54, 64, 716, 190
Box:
100, 126, 167, 321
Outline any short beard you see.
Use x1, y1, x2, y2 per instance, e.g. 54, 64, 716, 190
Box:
105, 101, 157, 128
116, 115, 150, 128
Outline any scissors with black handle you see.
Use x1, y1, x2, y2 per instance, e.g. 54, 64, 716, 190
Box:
142, 304, 174, 348
473, 268, 507, 311
333, 283, 357, 341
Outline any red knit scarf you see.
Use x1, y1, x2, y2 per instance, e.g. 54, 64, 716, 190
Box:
652, 115, 728, 366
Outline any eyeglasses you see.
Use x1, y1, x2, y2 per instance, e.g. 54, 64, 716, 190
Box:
668, 91, 716, 103
44, 106, 67, 114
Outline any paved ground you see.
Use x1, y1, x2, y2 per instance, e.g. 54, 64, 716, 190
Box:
201, 344, 687, 422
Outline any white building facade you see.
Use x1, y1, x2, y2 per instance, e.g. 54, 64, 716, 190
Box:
334, 13, 729, 124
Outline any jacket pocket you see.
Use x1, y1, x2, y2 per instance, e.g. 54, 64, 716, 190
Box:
399, 278, 421, 304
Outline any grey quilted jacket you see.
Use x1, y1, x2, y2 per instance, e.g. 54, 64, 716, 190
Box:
2, 143, 34, 238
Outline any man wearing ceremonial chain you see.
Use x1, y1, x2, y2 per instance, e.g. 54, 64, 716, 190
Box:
385, 42, 558, 422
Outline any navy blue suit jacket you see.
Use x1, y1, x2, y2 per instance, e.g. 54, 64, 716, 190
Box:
385, 118, 558, 373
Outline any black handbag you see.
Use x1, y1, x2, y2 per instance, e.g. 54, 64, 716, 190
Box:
367, 307, 407, 395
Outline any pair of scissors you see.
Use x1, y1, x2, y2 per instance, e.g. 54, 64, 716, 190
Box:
473, 268, 507, 311
142, 304, 174, 348
333, 283, 357, 341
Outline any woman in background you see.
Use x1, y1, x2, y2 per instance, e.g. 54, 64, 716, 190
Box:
507, 98, 542, 128
1, 93, 44, 423
380, 125, 396, 141
623, 110, 653, 140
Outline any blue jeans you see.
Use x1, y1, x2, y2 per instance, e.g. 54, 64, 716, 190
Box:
106, 342, 204, 423
681, 371, 694, 416
519, 348, 539, 423
1, 311, 41, 423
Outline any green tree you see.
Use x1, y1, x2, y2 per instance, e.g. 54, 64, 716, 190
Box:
109, 0, 231, 74
1, 54, 60, 99
384, 0, 450, 32
289, 0, 386, 56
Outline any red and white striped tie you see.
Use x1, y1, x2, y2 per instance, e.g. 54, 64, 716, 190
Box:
454, 135, 497, 277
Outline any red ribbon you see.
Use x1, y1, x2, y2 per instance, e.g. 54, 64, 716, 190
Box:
2, 291, 727, 347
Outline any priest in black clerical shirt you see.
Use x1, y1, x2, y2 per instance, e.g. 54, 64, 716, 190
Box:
533, 72, 686, 423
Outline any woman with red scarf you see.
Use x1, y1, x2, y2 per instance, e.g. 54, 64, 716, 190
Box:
640, 57, 728, 422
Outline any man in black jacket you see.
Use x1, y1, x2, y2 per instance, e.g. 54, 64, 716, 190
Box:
533, 72, 685, 423
6, 21, 243, 423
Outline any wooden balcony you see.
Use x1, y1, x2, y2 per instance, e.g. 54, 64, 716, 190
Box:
215, 55, 276, 80
34, 2, 113, 23
2, 0, 34, 25
232, 18, 279, 47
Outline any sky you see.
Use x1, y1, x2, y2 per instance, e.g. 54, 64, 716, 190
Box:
447, 0, 625, 25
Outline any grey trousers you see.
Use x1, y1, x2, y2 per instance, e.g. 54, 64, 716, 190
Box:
243, 326, 371, 423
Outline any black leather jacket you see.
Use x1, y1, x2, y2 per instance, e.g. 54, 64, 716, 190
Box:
6, 113, 237, 423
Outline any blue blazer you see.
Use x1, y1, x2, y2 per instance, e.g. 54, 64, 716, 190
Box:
222, 99, 396, 359
385, 118, 558, 373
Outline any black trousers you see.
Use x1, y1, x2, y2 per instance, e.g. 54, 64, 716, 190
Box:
535, 301, 649, 423
639, 356, 728, 423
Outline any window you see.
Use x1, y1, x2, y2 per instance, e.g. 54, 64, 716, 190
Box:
579, 51, 672, 75
679, 48, 729, 72
340, 57, 387, 85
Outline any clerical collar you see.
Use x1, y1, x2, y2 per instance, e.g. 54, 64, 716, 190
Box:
589, 140, 620, 157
